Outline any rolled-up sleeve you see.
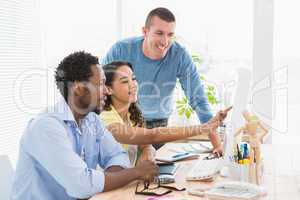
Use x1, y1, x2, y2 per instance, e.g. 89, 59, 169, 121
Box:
23, 116, 105, 199
97, 122, 130, 170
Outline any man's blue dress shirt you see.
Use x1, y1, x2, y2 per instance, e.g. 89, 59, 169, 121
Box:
11, 98, 130, 200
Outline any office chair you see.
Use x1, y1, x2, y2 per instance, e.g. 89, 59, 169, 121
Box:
0, 155, 14, 200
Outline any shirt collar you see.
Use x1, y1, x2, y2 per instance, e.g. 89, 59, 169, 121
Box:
53, 98, 76, 121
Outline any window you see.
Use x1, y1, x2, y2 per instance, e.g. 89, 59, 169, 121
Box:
0, 0, 43, 166
0, 0, 119, 167
40, 0, 118, 106
273, 0, 300, 144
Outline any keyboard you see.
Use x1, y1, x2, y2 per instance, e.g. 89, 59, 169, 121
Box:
186, 158, 223, 181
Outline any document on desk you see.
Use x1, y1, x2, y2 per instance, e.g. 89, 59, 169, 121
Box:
168, 143, 213, 154
156, 152, 199, 162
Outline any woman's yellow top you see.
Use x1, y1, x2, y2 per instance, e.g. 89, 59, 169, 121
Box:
100, 105, 138, 166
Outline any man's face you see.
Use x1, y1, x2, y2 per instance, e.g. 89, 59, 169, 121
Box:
143, 16, 176, 59
77, 65, 108, 115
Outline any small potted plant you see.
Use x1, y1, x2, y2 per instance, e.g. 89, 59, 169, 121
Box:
175, 53, 219, 124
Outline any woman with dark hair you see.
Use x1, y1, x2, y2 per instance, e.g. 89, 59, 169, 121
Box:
100, 61, 231, 166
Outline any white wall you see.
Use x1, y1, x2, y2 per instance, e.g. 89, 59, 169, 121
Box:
120, 0, 253, 71
39, 0, 119, 105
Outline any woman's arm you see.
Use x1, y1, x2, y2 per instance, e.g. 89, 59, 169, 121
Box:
106, 122, 215, 145
106, 108, 231, 145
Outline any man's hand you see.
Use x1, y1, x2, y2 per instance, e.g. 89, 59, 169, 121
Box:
103, 160, 159, 192
208, 129, 224, 158
212, 145, 224, 157
207, 106, 232, 157
135, 160, 159, 181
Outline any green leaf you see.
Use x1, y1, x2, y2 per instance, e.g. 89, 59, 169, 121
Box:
185, 110, 191, 119
191, 54, 203, 64
183, 97, 188, 103
176, 101, 184, 105
178, 108, 185, 116
207, 85, 215, 91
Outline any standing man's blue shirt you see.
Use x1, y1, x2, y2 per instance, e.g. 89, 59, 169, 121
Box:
11, 98, 130, 200
102, 36, 212, 123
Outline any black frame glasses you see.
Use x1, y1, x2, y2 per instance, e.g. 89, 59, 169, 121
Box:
135, 179, 185, 196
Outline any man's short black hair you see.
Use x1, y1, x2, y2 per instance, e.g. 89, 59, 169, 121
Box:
54, 51, 99, 101
145, 7, 176, 27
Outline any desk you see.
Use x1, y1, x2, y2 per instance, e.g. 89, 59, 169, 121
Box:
175, 134, 210, 142
90, 143, 300, 200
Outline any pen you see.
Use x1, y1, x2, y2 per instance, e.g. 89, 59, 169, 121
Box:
243, 143, 249, 159
237, 144, 242, 163
172, 152, 189, 158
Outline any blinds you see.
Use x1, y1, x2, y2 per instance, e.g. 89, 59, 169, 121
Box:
0, 0, 43, 167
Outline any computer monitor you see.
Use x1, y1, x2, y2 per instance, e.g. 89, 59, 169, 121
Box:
223, 68, 252, 162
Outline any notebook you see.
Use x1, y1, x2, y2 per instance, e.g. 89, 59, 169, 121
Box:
158, 162, 179, 175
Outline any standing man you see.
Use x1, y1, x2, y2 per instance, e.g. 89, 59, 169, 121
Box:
102, 7, 222, 153
11, 51, 158, 200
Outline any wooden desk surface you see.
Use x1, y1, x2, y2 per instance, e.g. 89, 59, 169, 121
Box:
90, 143, 300, 200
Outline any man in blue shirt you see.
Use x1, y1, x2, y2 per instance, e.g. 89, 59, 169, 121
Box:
102, 7, 222, 153
11, 51, 159, 200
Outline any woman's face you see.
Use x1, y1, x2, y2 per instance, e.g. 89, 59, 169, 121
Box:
109, 65, 138, 105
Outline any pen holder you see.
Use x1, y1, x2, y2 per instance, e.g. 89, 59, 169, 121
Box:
228, 162, 250, 182
228, 159, 264, 185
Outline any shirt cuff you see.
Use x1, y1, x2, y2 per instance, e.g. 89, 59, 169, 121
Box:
198, 112, 213, 124
104, 153, 130, 170
88, 169, 106, 194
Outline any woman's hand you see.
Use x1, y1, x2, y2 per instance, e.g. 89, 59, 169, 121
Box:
138, 145, 156, 163
207, 106, 233, 130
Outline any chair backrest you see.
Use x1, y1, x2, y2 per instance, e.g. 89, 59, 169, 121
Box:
0, 155, 14, 200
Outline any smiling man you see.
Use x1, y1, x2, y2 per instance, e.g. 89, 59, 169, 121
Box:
102, 7, 223, 153
11, 51, 158, 200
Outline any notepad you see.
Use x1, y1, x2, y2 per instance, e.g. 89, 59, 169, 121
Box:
156, 152, 199, 162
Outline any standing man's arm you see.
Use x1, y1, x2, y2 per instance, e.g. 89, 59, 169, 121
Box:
177, 49, 222, 153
